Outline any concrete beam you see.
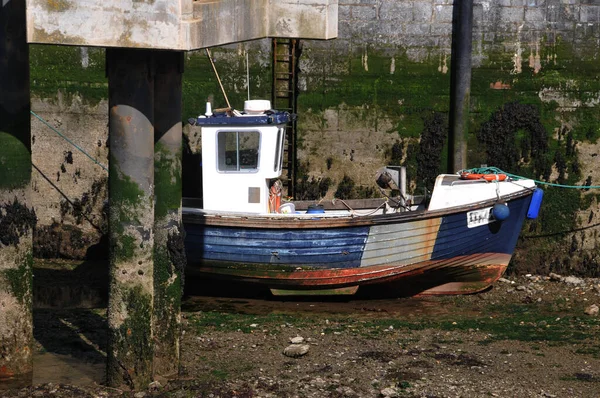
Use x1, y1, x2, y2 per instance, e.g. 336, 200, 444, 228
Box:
26, 0, 338, 50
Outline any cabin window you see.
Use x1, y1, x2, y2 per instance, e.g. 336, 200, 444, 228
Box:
217, 130, 260, 172
273, 127, 285, 172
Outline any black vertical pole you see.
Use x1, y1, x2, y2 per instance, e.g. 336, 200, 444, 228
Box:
448, 0, 474, 173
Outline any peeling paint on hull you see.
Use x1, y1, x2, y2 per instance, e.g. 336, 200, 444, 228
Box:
183, 192, 533, 297
190, 255, 509, 296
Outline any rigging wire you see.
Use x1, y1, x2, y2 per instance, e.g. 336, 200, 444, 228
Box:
30, 110, 108, 172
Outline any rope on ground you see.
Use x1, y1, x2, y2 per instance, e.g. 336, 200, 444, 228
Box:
459, 166, 600, 190
30, 110, 108, 172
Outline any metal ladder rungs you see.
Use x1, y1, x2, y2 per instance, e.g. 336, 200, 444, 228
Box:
272, 37, 299, 199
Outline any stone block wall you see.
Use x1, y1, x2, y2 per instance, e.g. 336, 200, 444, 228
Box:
29, 46, 109, 259
294, 0, 600, 276
31, 97, 108, 259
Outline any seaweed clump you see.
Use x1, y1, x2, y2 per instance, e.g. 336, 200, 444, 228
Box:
33, 222, 95, 259
0, 198, 37, 246
295, 161, 332, 200
59, 176, 107, 228
334, 175, 355, 199
477, 102, 549, 177
416, 112, 447, 191
167, 229, 187, 292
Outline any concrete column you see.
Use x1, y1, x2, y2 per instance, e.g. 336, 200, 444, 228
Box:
448, 0, 474, 173
153, 51, 185, 379
106, 48, 155, 389
0, 0, 35, 388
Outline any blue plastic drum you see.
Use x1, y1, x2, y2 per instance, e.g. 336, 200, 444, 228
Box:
307, 204, 325, 214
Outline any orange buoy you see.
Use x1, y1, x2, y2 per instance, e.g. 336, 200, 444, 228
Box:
460, 172, 507, 182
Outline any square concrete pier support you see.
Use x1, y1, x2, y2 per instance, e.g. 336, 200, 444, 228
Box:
153, 51, 185, 379
0, 0, 35, 388
106, 48, 156, 389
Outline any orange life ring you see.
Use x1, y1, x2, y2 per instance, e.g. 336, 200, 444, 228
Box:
460, 172, 507, 182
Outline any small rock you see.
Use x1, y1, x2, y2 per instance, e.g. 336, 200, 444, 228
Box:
380, 387, 399, 397
549, 272, 563, 282
498, 277, 512, 284
148, 380, 162, 390
516, 285, 527, 291
290, 336, 304, 344
336, 386, 357, 397
283, 344, 310, 358
250, 323, 258, 328
312, 377, 327, 388
134, 392, 146, 398
522, 295, 534, 303
584, 304, 599, 316
564, 276, 584, 285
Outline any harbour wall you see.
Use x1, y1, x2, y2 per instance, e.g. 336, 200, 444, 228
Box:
30, 0, 600, 276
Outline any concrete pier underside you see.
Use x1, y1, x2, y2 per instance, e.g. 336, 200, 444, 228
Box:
26, 0, 338, 50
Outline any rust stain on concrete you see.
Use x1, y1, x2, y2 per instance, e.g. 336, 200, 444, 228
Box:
490, 81, 511, 90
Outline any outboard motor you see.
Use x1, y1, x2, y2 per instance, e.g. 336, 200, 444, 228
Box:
376, 166, 408, 210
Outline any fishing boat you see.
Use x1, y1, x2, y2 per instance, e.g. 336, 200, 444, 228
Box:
183, 100, 543, 297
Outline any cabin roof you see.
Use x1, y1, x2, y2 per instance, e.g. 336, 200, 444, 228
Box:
191, 111, 293, 127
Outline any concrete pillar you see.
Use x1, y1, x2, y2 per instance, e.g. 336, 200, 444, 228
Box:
106, 48, 155, 389
153, 51, 185, 379
0, 0, 35, 388
448, 0, 473, 173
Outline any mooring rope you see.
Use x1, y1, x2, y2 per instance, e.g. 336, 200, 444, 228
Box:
460, 166, 600, 189
333, 198, 389, 216
30, 110, 108, 172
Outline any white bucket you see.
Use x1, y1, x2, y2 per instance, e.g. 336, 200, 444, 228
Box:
278, 203, 295, 214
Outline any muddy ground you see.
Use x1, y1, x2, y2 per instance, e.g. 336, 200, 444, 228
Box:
2, 272, 600, 398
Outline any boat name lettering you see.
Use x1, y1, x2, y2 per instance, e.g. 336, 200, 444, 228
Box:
467, 207, 493, 228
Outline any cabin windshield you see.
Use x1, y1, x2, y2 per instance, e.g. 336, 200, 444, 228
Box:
217, 130, 260, 172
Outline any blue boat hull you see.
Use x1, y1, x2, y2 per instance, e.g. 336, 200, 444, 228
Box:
183, 192, 534, 296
